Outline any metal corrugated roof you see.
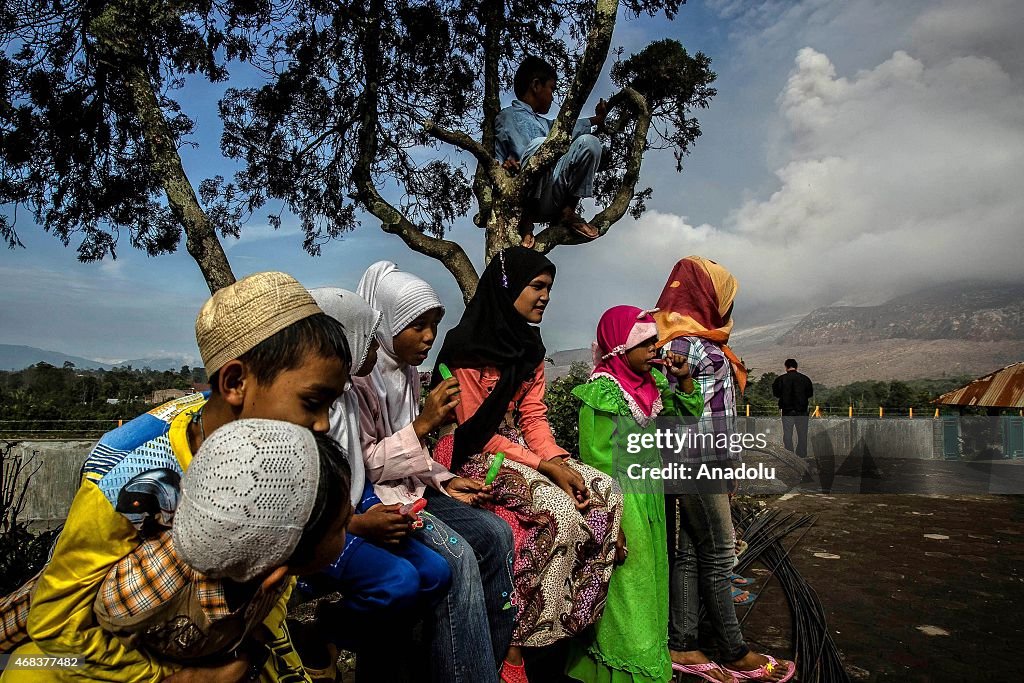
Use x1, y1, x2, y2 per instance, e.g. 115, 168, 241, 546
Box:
933, 362, 1024, 408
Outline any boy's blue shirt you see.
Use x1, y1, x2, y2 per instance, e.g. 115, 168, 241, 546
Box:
494, 99, 594, 162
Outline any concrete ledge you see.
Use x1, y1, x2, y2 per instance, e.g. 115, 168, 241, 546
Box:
4, 440, 93, 527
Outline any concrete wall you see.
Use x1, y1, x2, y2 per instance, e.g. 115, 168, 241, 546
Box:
5, 440, 93, 527
744, 417, 938, 461
0, 419, 952, 523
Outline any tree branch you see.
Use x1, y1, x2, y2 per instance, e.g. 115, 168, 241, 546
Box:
123, 61, 236, 292
474, 0, 504, 227
353, 2, 479, 300
591, 87, 651, 228
422, 119, 504, 189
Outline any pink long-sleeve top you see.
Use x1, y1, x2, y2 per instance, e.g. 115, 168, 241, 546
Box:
452, 363, 569, 470
351, 376, 455, 505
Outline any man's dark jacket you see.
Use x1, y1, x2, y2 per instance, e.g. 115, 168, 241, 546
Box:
773, 370, 814, 415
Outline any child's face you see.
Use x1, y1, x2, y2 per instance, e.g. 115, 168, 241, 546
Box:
625, 336, 658, 374
241, 352, 349, 433
393, 307, 444, 366
355, 338, 380, 377
290, 499, 354, 576
513, 271, 554, 324
530, 77, 556, 114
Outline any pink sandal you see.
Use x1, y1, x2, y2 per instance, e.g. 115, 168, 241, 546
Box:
723, 655, 795, 682
500, 659, 529, 683
671, 661, 737, 683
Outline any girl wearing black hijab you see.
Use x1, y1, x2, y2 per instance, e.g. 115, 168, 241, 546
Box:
432, 247, 623, 680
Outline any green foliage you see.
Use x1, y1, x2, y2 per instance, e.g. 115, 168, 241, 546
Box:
609, 38, 716, 171
738, 372, 976, 416
214, 0, 710, 246
0, 0, 270, 257
544, 361, 591, 458
0, 363, 204, 435
740, 371, 779, 414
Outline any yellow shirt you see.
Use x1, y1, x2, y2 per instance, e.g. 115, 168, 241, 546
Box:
2, 396, 310, 682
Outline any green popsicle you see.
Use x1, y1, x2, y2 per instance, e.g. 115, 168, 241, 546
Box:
438, 363, 453, 380
484, 452, 506, 485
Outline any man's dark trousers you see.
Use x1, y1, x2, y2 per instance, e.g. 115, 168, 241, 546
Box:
782, 411, 809, 459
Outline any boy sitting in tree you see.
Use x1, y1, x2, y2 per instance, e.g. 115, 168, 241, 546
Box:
495, 55, 607, 247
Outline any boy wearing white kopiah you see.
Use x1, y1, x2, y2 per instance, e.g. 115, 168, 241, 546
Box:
94, 419, 352, 675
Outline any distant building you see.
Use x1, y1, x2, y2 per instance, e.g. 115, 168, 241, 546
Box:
149, 388, 195, 404
933, 362, 1024, 413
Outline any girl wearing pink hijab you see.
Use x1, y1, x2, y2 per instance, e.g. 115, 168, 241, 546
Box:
567, 305, 703, 683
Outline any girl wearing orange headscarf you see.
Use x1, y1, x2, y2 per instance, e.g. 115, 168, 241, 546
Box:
655, 257, 794, 683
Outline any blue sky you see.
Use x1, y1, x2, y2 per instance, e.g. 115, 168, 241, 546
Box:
2, 0, 1022, 364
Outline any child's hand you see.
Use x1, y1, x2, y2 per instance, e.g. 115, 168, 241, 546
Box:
444, 477, 494, 506
348, 504, 412, 545
664, 352, 690, 378
414, 377, 461, 440
665, 352, 695, 393
502, 156, 521, 173
539, 458, 590, 510
592, 98, 608, 128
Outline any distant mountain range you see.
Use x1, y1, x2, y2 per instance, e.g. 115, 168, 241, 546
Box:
0, 345, 200, 372
778, 283, 1024, 345
6, 283, 1022, 385
548, 282, 1024, 386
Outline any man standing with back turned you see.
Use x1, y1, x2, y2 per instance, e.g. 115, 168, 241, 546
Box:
773, 359, 813, 460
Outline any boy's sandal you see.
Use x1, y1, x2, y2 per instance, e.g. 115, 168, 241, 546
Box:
735, 539, 749, 557
723, 655, 795, 682
730, 572, 755, 586
671, 661, 737, 683
569, 221, 599, 240
501, 659, 529, 683
731, 586, 757, 606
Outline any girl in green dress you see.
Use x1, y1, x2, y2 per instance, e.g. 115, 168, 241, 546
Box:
567, 305, 703, 683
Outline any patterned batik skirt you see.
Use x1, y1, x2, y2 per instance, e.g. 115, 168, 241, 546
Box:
434, 428, 623, 647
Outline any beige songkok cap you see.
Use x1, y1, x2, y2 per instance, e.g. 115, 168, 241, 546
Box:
196, 272, 322, 374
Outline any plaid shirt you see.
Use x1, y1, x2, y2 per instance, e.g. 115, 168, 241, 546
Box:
669, 336, 740, 463
97, 529, 229, 621
0, 572, 38, 653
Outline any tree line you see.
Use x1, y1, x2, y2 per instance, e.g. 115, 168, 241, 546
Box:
0, 362, 206, 431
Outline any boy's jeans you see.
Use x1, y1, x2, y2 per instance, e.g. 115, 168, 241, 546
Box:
521, 133, 602, 218
426, 491, 516, 683
666, 489, 750, 662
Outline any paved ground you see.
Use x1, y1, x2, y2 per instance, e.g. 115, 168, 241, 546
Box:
328, 492, 1024, 682
740, 492, 1024, 682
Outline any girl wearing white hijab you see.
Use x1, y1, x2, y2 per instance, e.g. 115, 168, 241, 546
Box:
352, 262, 516, 683
297, 288, 452, 681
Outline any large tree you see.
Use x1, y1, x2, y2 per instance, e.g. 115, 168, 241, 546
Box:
217, 0, 716, 299
0, 0, 273, 292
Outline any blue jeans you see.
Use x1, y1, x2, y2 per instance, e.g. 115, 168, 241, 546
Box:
522, 133, 602, 219
425, 490, 516, 683
666, 489, 749, 661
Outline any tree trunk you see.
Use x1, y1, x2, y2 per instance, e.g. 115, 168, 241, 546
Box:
123, 65, 235, 293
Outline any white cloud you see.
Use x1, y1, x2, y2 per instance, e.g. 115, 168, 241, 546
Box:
543, 0, 1024, 351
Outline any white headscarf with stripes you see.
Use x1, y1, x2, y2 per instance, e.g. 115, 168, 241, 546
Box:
309, 287, 383, 506
357, 261, 444, 434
